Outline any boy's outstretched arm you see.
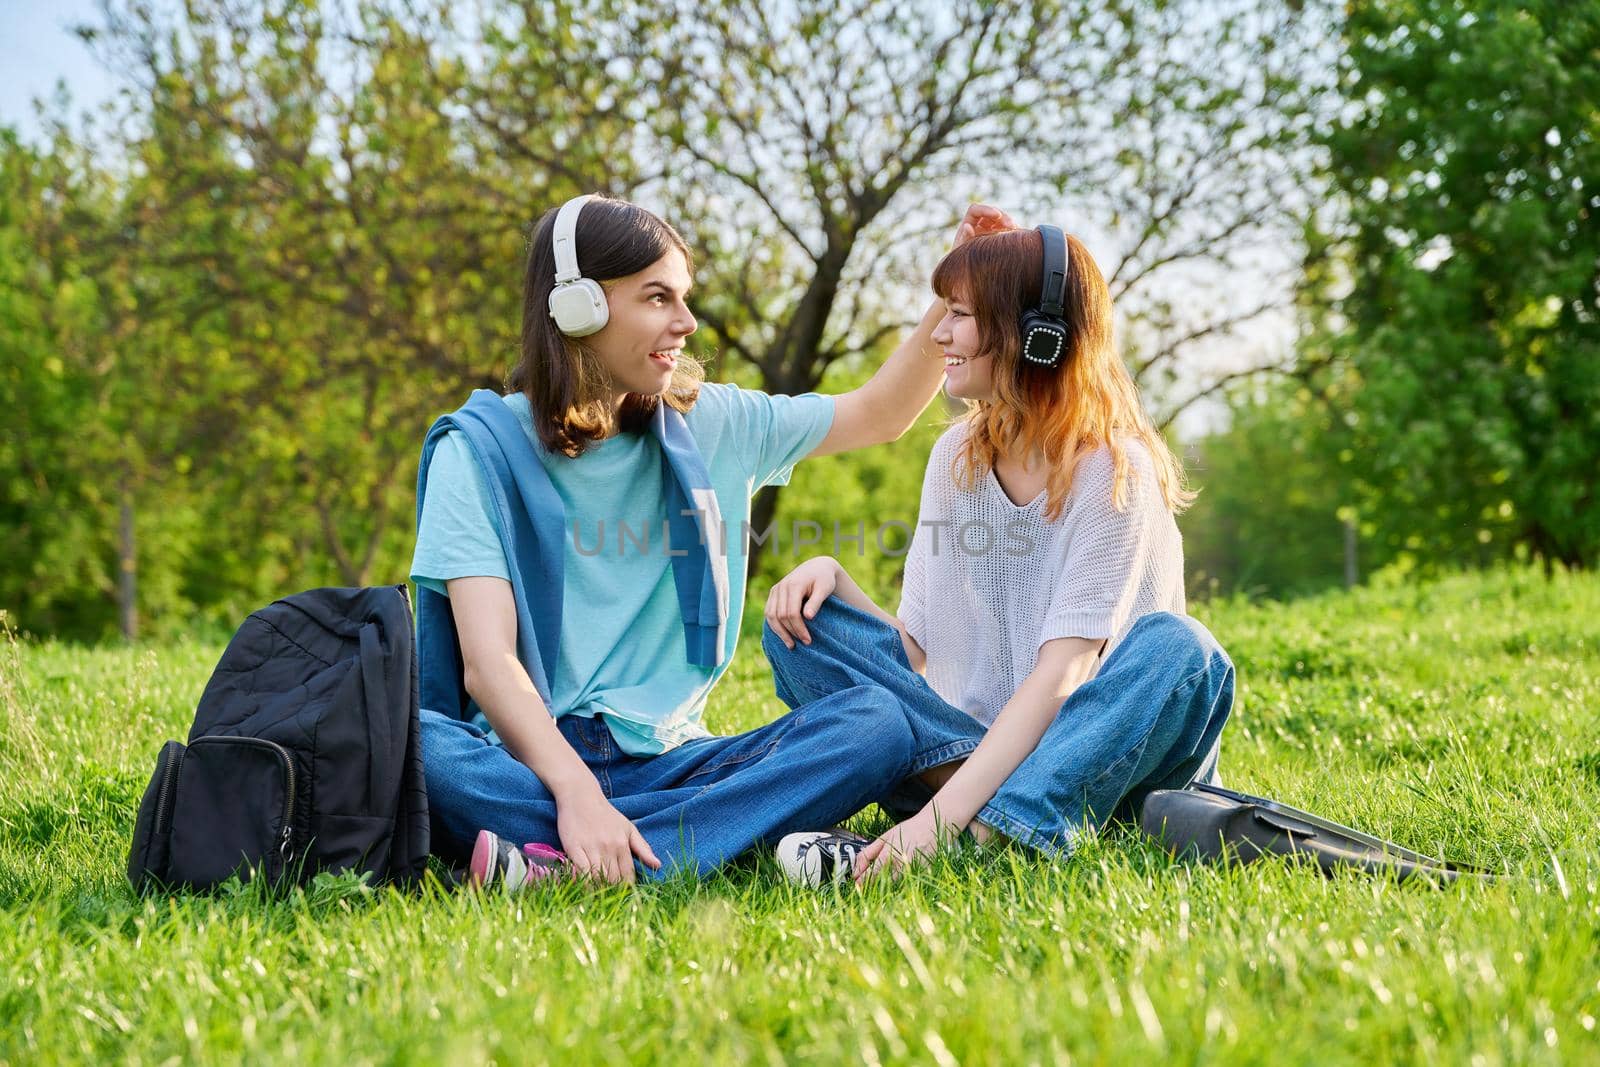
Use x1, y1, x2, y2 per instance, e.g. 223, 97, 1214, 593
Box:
807, 203, 1017, 458
806, 299, 949, 457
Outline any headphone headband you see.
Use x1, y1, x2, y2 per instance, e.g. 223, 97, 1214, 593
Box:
1036, 224, 1068, 318
552, 193, 596, 284
547, 193, 609, 336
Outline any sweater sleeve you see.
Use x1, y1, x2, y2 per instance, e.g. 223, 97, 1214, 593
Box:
1038, 446, 1160, 647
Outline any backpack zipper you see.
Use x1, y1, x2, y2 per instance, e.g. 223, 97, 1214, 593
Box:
154, 744, 184, 834
191, 735, 298, 872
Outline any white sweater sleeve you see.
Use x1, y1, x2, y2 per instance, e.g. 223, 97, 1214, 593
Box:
1039, 447, 1161, 647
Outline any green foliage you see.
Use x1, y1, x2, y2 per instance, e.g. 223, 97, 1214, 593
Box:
0, 127, 218, 640
3, 567, 1598, 1062
0, 134, 108, 636
1, 0, 1331, 639
1310, 0, 1600, 569
1181, 381, 1366, 599
1, 1, 639, 638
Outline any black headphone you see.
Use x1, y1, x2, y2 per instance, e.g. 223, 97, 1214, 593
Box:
1019, 224, 1071, 368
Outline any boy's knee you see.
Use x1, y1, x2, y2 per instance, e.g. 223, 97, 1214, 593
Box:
760, 618, 786, 655
418, 708, 456, 765
836, 684, 914, 762
762, 604, 854, 667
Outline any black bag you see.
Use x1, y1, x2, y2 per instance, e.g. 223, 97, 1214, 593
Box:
1140, 781, 1492, 885
127, 585, 430, 891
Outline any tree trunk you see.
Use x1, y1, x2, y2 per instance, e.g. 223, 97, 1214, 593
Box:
118, 482, 138, 641
747, 484, 783, 578
1342, 515, 1358, 589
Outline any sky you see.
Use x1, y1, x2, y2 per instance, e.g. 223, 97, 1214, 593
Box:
1, 1, 120, 143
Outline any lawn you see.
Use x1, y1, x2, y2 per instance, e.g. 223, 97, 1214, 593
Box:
2, 566, 1597, 1065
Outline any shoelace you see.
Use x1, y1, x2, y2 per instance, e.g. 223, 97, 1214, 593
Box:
798, 835, 863, 881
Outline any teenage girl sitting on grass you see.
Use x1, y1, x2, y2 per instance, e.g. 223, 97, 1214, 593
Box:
765, 222, 1235, 884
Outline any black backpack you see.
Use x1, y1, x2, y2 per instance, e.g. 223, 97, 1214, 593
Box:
127, 585, 430, 892
1140, 781, 1493, 886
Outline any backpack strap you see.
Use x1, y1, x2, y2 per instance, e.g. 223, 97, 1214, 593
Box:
358, 621, 396, 810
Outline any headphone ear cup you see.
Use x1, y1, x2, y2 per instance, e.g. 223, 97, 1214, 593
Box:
1019, 310, 1069, 368
548, 278, 610, 337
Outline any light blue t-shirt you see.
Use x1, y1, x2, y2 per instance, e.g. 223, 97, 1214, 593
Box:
411, 383, 835, 754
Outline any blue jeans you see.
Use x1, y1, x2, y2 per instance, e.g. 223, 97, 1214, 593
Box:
419, 683, 916, 879
761, 598, 1234, 857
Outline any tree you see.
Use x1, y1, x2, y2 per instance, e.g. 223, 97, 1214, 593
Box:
637, 0, 1331, 544
77, 0, 645, 593
1179, 379, 1403, 600
0, 131, 122, 638
2, 0, 1335, 637
0, 119, 227, 640
1310, 0, 1600, 570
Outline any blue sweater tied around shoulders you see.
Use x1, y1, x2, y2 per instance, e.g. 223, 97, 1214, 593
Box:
414, 389, 730, 722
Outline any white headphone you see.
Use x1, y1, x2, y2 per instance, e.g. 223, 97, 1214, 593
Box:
547, 193, 609, 337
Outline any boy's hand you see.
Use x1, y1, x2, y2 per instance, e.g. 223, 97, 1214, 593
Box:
554, 783, 661, 885
951, 203, 1019, 249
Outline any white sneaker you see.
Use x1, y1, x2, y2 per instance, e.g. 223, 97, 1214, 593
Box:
776, 829, 871, 887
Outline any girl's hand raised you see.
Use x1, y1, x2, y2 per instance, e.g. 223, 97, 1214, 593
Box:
951, 203, 1019, 249
764, 556, 840, 649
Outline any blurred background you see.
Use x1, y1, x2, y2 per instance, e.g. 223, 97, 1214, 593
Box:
2, 0, 1595, 642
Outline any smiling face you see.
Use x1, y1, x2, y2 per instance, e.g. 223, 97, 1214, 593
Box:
586, 250, 698, 400
931, 293, 995, 401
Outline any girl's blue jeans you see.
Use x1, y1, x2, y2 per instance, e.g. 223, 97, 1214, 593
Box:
419, 681, 918, 880
761, 597, 1235, 857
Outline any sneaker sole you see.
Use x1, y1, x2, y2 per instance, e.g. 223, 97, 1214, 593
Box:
469, 828, 502, 887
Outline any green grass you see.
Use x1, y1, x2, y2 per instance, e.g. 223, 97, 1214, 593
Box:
2, 566, 1598, 1065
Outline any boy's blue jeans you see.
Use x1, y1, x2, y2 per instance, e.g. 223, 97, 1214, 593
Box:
761, 598, 1235, 857
419, 682, 917, 879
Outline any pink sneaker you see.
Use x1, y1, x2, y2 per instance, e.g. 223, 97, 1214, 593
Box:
469, 829, 568, 891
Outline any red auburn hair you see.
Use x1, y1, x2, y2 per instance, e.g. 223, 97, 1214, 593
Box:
930, 227, 1193, 520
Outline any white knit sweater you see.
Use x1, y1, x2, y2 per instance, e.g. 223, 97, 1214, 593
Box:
897, 424, 1186, 727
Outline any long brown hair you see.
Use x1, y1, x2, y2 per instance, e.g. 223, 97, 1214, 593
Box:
930, 227, 1193, 520
512, 196, 703, 457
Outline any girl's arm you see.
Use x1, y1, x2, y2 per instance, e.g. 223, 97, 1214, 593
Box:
764, 556, 927, 672
856, 634, 1103, 879
920, 635, 1104, 827
918, 444, 1170, 834
448, 576, 660, 883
